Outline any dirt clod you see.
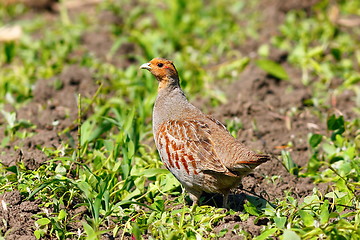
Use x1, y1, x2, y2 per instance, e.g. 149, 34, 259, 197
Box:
0, 190, 41, 240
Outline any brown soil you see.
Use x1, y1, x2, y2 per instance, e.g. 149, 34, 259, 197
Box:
0, 0, 356, 239
0, 64, 99, 238
0, 190, 40, 240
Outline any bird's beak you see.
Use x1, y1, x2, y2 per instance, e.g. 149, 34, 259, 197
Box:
140, 62, 151, 70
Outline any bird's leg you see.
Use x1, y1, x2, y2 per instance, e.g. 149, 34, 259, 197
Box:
223, 193, 229, 209
187, 191, 201, 213
187, 190, 202, 207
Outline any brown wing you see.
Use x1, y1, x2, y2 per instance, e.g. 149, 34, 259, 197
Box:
205, 115, 270, 170
155, 120, 228, 175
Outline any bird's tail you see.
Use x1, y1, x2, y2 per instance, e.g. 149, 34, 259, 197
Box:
235, 154, 271, 166
254, 154, 271, 164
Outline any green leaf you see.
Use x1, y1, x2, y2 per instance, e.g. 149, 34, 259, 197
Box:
319, 200, 329, 225
80, 120, 94, 146
327, 115, 344, 131
255, 59, 289, 80
55, 164, 67, 175
302, 195, 319, 205
338, 161, 352, 176
4, 41, 16, 63
298, 210, 315, 227
34, 229, 45, 239
1, 135, 10, 148
5, 166, 17, 174
0, 110, 16, 128
283, 230, 301, 240
274, 217, 287, 228
76, 181, 94, 199
344, 75, 360, 86
58, 209, 67, 220
103, 140, 114, 152
123, 188, 141, 200
132, 222, 141, 240
93, 197, 101, 220
140, 168, 169, 177
253, 228, 277, 240
281, 150, 299, 175
302, 228, 323, 239
322, 143, 337, 155
330, 48, 341, 60
243, 201, 260, 216
127, 139, 135, 159
309, 134, 322, 148
89, 120, 113, 143
325, 191, 347, 199
217, 228, 228, 237
307, 153, 321, 174
36, 218, 51, 226
82, 222, 98, 240
161, 173, 180, 192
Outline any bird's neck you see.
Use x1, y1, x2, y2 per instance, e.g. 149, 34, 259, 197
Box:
157, 76, 180, 92
156, 83, 188, 107
153, 81, 200, 132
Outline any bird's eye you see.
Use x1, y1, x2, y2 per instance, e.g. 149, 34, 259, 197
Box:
157, 63, 164, 67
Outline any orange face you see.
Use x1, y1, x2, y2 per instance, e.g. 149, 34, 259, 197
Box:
140, 58, 178, 82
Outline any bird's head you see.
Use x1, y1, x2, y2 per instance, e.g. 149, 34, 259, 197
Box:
140, 58, 179, 90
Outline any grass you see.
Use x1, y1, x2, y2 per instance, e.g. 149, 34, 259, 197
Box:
0, 0, 359, 239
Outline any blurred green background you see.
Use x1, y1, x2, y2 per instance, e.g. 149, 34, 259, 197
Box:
0, 0, 359, 239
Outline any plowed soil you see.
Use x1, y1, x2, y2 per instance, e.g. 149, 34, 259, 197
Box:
0, 0, 355, 239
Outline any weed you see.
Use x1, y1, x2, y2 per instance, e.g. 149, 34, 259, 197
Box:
0, 0, 359, 239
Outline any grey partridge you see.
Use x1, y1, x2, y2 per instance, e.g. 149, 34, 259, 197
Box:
140, 58, 270, 207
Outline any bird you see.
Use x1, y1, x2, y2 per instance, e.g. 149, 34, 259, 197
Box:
140, 58, 270, 208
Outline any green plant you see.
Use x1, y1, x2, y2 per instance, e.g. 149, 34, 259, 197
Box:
0, 0, 359, 239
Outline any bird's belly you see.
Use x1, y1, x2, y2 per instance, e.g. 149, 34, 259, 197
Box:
162, 161, 204, 189
165, 163, 242, 195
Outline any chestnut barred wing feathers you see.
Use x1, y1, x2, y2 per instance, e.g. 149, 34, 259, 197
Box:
155, 120, 228, 175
